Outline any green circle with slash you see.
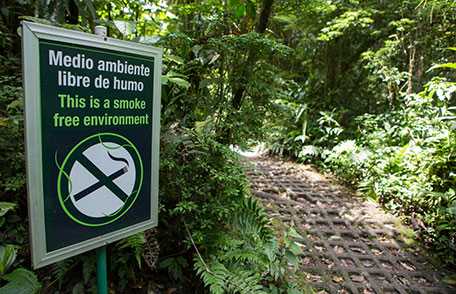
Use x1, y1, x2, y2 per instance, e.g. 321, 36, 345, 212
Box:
57, 133, 143, 227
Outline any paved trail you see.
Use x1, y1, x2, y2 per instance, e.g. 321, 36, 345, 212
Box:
245, 157, 455, 294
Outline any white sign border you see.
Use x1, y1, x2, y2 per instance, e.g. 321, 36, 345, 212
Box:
22, 21, 162, 269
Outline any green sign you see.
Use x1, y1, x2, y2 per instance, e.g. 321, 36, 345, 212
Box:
22, 22, 162, 268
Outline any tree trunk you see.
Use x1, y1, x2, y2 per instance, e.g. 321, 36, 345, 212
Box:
220, 0, 275, 144
256, 0, 274, 33
231, 0, 274, 111
67, 0, 79, 24
407, 46, 416, 95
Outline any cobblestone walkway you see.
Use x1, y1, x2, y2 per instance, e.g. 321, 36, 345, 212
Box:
245, 157, 455, 294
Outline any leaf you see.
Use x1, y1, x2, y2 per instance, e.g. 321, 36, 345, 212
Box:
264, 240, 278, 262
0, 202, 16, 217
235, 4, 246, 18
192, 45, 202, 57
165, 54, 184, 65
428, 63, 456, 71
285, 250, 299, 267
0, 245, 17, 275
448, 205, 456, 216
0, 268, 41, 294
163, 76, 191, 89
71, 282, 85, 294
269, 285, 279, 294
288, 243, 302, 256
287, 227, 303, 240
208, 53, 220, 65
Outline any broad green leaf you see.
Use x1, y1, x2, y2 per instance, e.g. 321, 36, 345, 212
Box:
235, 4, 246, 18
449, 205, 456, 216
428, 63, 456, 71
287, 227, 303, 240
0, 245, 17, 275
163, 76, 191, 89
288, 242, 303, 256
0, 268, 41, 294
165, 54, 184, 65
0, 202, 16, 217
285, 250, 299, 267
268, 285, 279, 294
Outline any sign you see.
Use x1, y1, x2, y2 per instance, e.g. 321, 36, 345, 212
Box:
22, 22, 162, 268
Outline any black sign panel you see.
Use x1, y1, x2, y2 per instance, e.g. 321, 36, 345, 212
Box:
39, 41, 153, 251
22, 22, 161, 267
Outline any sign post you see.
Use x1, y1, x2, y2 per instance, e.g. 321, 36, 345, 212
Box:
97, 246, 108, 294
93, 25, 108, 294
21, 21, 162, 271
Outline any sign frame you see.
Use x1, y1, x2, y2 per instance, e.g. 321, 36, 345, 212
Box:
22, 21, 162, 269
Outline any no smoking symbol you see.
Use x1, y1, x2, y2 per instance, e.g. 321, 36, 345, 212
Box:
57, 133, 143, 227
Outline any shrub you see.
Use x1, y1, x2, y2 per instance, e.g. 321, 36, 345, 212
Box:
159, 128, 305, 293
268, 76, 456, 266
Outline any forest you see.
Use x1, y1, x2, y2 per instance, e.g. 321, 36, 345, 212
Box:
0, 0, 455, 293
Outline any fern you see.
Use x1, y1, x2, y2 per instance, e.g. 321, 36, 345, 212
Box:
230, 196, 274, 243
188, 196, 289, 293
194, 259, 266, 294
117, 232, 146, 268
221, 248, 267, 265
50, 258, 78, 288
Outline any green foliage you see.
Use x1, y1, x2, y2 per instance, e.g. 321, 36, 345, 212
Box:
160, 128, 305, 292
195, 260, 266, 294
0, 7, 42, 292
116, 232, 146, 268
0, 245, 17, 276
0, 268, 41, 294
266, 0, 455, 265
0, 202, 40, 293
1, 0, 455, 291
1, 0, 308, 291
318, 9, 374, 42
270, 75, 456, 265
0, 202, 16, 217
50, 258, 78, 288
159, 256, 188, 282
193, 225, 305, 294
329, 81, 456, 262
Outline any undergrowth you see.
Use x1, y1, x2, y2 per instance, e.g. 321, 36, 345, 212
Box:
160, 128, 307, 293
268, 77, 456, 266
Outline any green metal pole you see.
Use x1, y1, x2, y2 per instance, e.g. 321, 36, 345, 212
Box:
96, 246, 108, 294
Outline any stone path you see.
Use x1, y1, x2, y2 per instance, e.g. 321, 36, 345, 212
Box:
245, 157, 455, 294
